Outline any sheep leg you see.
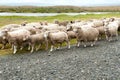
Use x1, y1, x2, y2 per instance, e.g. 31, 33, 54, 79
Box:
57, 43, 62, 49
108, 36, 112, 42
67, 41, 70, 49
36, 44, 41, 51
77, 41, 80, 47
45, 40, 48, 50
11, 44, 14, 50
84, 44, 87, 47
106, 35, 109, 41
99, 34, 102, 40
28, 43, 31, 50
92, 37, 98, 46
1, 44, 5, 49
30, 44, 34, 53
1, 41, 7, 49
20, 46, 23, 50
91, 42, 94, 47
83, 40, 87, 47
116, 32, 118, 41
50, 45, 54, 52
76, 37, 79, 47
13, 45, 17, 54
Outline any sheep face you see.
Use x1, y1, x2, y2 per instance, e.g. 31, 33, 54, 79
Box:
66, 25, 72, 31
104, 27, 110, 36
43, 31, 50, 39
0, 30, 8, 40
73, 27, 81, 33
73, 28, 77, 33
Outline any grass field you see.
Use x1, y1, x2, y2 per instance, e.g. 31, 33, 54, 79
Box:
0, 13, 120, 55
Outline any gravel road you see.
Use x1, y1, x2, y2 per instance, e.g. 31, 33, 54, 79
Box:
0, 38, 120, 80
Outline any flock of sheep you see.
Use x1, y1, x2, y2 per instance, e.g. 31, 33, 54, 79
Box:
0, 17, 120, 54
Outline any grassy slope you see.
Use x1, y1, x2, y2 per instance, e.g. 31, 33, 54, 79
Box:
0, 13, 120, 55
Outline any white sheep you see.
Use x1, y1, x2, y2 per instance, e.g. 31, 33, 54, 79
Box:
73, 26, 99, 47
28, 33, 48, 53
44, 31, 70, 52
3, 29, 31, 54
0, 30, 8, 49
104, 21, 119, 41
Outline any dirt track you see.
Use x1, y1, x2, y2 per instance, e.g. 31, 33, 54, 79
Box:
0, 38, 120, 80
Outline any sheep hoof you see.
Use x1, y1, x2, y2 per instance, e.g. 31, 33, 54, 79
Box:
68, 47, 70, 49
50, 50, 53, 52
84, 45, 86, 47
30, 50, 33, 53
20, 47, 23, 50
91, 44, 94, 47
48, 54, 51, 56
108, 40, 111, 42
13, 52, 16, 54
36, 49, 39, 51
57, 47, 60, 50
68, 45, 71, 49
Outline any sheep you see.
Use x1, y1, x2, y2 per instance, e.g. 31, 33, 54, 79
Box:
24, 22, 43, 29
66, 21, 91, 32
44, 31, 70, 52
19, 26, 37, 34
67, 31, 77, 40
54, 20, 69, 26
0, 30, 8, 49
57, 26, 67, 32
21, 21, 28, 26
95, 26, 106, 40
92, 20, 104, 28
73, 26, 99, 47
104, 21, 119, 41
28, 33, 48, 53
1, 24, 21, 31
66, 25, 77, 40
41, 24, 59, 31
3, 29, 31, 54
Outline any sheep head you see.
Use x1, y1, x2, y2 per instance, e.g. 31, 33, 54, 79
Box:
73, 27, 81, 33
43, 31, 50, 39
54, 20, 59, 24
1, 29, 8, 40
66, 25, 72, 31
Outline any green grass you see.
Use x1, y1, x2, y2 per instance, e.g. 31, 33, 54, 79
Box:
0, 13, 120, 55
